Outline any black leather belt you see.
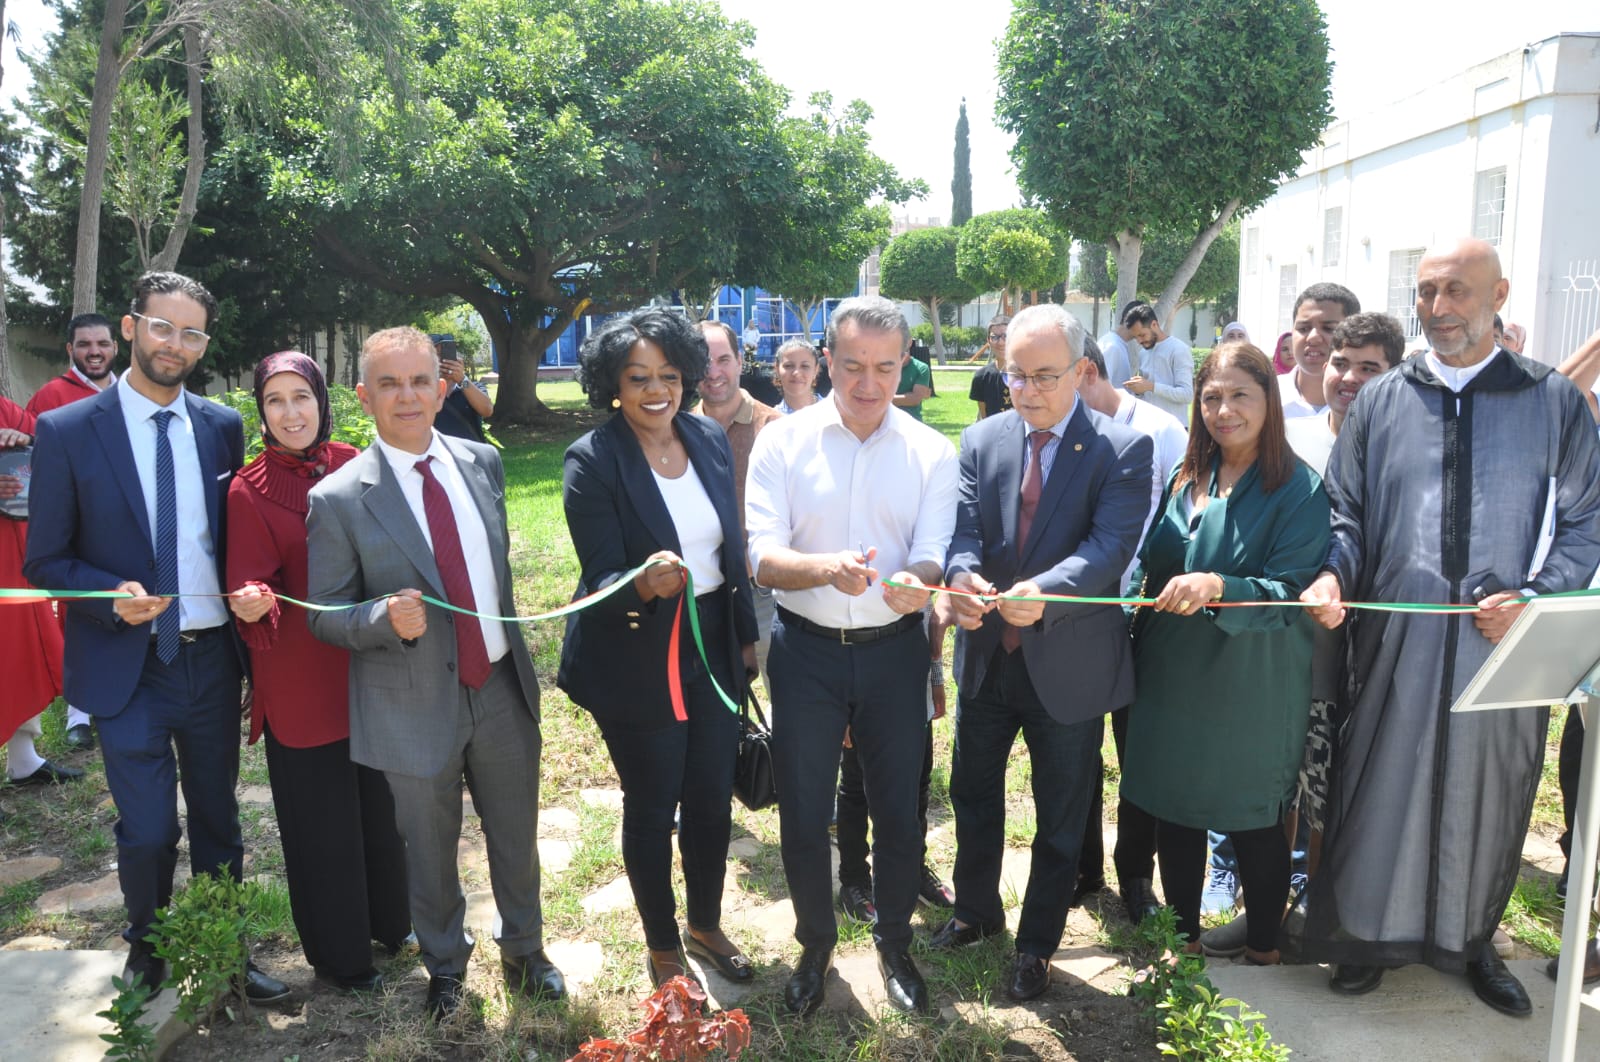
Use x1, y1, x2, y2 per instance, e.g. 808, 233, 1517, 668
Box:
150, 625, 227, 647
777, 606, 921, 645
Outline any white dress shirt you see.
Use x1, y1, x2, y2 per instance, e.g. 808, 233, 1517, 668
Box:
745, 396, 959, 629
1096, 331, 1135, 388
375, 431, 509, 663
116, 375, 227, 631
1137, 336, 1194, 424
1278, 370, 1328, 419
1113, 389, 1191, 590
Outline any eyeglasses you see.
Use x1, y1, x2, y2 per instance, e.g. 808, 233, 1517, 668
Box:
988, 332, 1008, 342
1003, 370, 1064, 392
132, 313, 210, 352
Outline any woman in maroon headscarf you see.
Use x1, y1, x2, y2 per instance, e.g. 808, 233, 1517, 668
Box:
226, 352, 409, 992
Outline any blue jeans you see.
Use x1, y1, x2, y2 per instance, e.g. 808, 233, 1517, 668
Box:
950, 648, 1103, 959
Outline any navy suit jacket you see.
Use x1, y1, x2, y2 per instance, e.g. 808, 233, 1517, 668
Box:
557, 412, 758, 728
23, 384, 245, 716
945, 402, 1152, 725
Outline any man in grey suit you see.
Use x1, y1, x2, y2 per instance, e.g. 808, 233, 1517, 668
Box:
930, 304, 1152, 1002
306, 326, 562, 1020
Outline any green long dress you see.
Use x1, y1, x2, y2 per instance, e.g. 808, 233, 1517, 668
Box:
1120, 457, 1331, 831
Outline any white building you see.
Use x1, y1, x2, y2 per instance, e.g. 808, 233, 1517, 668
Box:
1238, 32, 1600, 364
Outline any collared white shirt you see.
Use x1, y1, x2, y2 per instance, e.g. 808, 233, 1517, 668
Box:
1424, 346, 1504, 393
71, 364, 115, 390
746, 395, 959, 629
1022, 395, 1077, 485
116, 375, 227, 631
375, 431, 509, 663
1278, 370, 1328, 419
1114, 389, 1191, 590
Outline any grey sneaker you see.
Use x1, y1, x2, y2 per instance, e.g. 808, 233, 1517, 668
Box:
1199, 913, 1249, 958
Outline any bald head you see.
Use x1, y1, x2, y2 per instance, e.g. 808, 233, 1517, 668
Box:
1416, 237, 1509, 367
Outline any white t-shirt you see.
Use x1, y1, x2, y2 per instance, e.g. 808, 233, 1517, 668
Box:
1278, 370, 1327, 419
1284, 413, 1336, 476
653, 460, 725, 594
1113, 390, 1190, 591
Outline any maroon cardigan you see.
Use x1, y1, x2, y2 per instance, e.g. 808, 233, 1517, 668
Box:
226, 442, 358, 747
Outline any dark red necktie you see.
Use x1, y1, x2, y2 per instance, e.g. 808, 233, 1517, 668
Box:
415, 457, 492, 689
1003, 430, 1052, 653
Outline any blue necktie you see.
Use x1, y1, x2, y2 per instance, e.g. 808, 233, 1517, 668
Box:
153, 410, 179, 664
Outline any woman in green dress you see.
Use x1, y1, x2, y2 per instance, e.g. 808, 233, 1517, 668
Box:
1121, 342, 1331, 964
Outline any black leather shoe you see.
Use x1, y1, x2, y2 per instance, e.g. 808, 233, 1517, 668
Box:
121, 941, 166, 999
1121, 878, 1162, 925
10, 760, 85, 786
1072, 875, 1108, 906
928, 916, 1002, 950
425, 974, 465, 1021
65, 724, 96, 750
504, 949, 566, 1001
1329, 964, 1384, 995
683, 932, 755, 983
1467, 951, 1531, 1017
1007, 952, 1050, 1002
878, 949, 931, 1014
243, 961, 291, 1006
315, 967, 384, 993
1544, 936, 1600, 985
838, 882, 877, 924
784, 947, 832, 1017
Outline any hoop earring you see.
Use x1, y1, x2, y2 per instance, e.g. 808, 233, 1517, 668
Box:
611, 397, 621, 409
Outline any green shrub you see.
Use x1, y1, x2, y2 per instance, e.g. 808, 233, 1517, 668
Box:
97, 976, 158, 1061
149, 873, 253, 1026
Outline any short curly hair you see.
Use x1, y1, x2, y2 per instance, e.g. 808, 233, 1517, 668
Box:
575, 309, 709, 411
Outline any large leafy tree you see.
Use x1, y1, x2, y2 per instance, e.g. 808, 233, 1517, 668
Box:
753, 94, 923, 343
950, 99, 972, 227
255, 0, 914, 422
878, 226, 974, 360
997, 0, 1331, 323
955, 208, 1066, 312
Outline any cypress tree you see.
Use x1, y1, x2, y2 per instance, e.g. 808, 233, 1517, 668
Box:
951, 99, 972, 227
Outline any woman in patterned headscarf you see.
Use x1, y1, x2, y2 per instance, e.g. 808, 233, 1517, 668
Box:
226, 352, 410, 993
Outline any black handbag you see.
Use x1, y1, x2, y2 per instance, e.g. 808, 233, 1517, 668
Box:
732, 688, 778, 811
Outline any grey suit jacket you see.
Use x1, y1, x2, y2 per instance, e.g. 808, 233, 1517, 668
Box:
305, 434, 539, 777
945, 403, 1153, 725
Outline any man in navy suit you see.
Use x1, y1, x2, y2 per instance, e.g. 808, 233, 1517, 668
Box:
24, 272, 287, 1004
932, 303, 1152, 1001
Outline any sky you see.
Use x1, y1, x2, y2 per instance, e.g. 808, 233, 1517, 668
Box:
4, 0, 1597, 220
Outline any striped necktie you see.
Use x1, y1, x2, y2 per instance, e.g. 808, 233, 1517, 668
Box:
153, 410, 180, 664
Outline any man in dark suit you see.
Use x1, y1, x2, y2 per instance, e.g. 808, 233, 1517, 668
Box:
24, 272, 288, 1004
306, 326, 561, 1020
933, 303, 1152, 1001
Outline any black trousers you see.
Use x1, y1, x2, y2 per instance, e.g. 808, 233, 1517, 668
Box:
836, 723, 935, 890
770, 611, 929, 953
1080, 705, 1159, 890
1154, 816, 1289, 952
1559, 703, 1585, 862
597, 591, 739, 952
263, 722, 411, 978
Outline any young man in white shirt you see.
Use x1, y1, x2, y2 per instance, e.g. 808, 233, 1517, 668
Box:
1278, 283, 1360, 419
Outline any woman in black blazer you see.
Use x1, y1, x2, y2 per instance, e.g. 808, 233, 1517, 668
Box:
558, 310, 759, 988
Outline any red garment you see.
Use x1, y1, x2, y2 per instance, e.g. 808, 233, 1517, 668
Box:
226, 442, 359, 747
25, 372, 105, 417
0, 398, 64, 743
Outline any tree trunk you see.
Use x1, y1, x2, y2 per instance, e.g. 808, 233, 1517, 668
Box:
74, 0, 128, 314
1152, 199, 1242, 327
1110, 230, 1143, 320
929, 296, 946, 364
1091, 296, 1101, 334
487, 307, 577, 423
325, 319, 337, 381
150, 25, 205, 273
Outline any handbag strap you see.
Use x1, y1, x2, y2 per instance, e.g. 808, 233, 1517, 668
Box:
743, 687, 770, 731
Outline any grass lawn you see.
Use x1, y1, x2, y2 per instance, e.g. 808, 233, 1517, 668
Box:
0, 374, 1574, 1061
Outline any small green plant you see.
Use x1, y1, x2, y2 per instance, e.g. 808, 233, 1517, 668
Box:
1126, 908, 1289, 1060
97, 975, 158, 1061
149, 873, 251, 1026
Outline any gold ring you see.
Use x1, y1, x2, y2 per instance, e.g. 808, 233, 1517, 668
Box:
1177, 600, 1192, 612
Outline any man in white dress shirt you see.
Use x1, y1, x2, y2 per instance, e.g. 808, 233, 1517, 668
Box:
1278, 283, 1360, 419
746, 295, 959, 1017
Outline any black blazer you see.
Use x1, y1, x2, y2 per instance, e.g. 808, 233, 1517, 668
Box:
557, 411, 758, 727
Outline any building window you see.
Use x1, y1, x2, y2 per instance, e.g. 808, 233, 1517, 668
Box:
1277, 265, 1299, 329
1388, 248, 1424, 337
1246, 227, 1260, 276
1473, 167, 1507, 246
1323, 207, 1342, 267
